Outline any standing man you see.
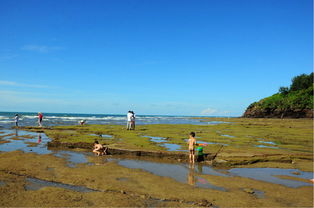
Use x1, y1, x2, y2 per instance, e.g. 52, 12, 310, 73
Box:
127, 111, 132, 130
38, 112, 43, 127
14, 114, 19, 127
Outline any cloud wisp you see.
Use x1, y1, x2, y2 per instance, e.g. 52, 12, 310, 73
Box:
0, 80, 51, 89
200, 108, 231, 116
201, 108, 218, 115
21, 45, 65, 53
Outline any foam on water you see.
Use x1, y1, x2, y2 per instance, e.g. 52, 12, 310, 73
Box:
0, 112, 227, 128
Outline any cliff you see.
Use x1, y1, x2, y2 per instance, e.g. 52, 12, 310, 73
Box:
243, 73, 313, 118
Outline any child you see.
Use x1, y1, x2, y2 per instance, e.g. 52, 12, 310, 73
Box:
187, 132, 196, 163
196, 144, 204, 162
93, 140, 107, 156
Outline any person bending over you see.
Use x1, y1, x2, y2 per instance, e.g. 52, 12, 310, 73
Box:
93, 140, 107, 156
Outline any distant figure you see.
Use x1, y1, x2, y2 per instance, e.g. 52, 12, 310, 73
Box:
79, 120, 86, 125
187, 132, 196, 163
93, 140, 107, 156
127, 111, 133, 130
130, 111, 136, 130
38, 112, 43, 127
38, 133, 42, 144
14, 114, 19, 127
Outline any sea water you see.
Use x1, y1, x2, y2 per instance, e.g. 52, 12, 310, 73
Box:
0, 111, 226, 129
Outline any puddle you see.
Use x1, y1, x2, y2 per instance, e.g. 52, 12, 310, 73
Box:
220, 134, 235, 138
0, 130, 52, 154
0, 129, 90, 167
144, 136, 167, 143
53, 151, 90, 167
25, 177, 98, 192
0, 181, 6, 187
114, 158, 227, 191
255, 145, 278, 149
206, 121, 230, 125
144, 136, 186, 151
253, 189, 265, 198
162, 143, 187, 152
90, 134, 113, 138
258, 141, 276, 145
112, 158, 313, 189
229, 168, 313, 188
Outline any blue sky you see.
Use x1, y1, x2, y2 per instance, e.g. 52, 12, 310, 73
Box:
0, 0, 312, 116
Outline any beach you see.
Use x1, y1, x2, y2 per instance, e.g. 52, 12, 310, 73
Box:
0, 116, 313, 207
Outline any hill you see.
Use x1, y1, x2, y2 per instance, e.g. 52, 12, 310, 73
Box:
243, 73, 313, 118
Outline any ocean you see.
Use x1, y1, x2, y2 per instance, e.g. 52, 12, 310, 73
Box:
0, 112, 217, 129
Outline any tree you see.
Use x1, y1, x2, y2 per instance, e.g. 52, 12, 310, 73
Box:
279, 86, 289, 95
290, 73, 313, 91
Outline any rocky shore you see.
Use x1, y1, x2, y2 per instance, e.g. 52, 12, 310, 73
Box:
243, 107, 313, 118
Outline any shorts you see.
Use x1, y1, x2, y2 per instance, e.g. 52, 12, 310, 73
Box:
189, 149, 195, 154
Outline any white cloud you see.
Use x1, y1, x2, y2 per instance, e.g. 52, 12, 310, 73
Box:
21, 45, 65, 53
200, 108, 218, 115
0, 80, 50, 88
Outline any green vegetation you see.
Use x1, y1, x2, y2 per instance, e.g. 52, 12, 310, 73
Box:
244, 73, 313, 118
21, 118, 313, 171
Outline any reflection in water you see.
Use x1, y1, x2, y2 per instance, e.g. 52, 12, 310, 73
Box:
188, 163, 196, 186
38, 133, 42, 144
197, 163, 203, 174
15, 128, 18, 137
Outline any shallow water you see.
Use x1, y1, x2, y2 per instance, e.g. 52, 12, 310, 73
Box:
0, 181, 6, 187
144, 136, 187, 151
114, 159, 227, 191
110, 158, 313, 189
0, 129, 313, 191
255, 145, 279, 149
220, 134, 235, 138
229, 168, 313, 188
258, 140, 276, 145
53, 151, 90, 167
90, 134, 113, 138
0, 129, 52, 154
25, 177, 98, 192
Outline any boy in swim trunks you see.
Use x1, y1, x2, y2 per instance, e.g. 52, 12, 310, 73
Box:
187, 132, 196, 163
93, 140, 107, 156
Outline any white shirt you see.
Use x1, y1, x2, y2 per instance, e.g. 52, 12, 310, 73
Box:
127, 113, 133, 122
